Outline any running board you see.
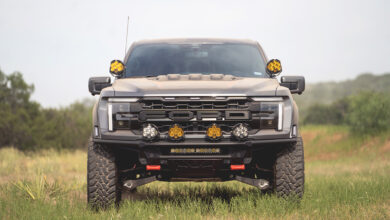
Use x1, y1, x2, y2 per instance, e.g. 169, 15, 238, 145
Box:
235, 176, 270, 190
123, 176, 157, 190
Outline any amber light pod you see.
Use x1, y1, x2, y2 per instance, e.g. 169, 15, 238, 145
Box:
266, 59, 282, 77
168, 124, 184, 141
206, 124, 222, 141
109, 60, 125, 76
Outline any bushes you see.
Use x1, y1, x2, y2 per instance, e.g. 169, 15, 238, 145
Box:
345, 92, 390, 135
30, 101, 93, 150
303, 98, 348, 125
0, 70, 93, 151
303, 91, 390, 135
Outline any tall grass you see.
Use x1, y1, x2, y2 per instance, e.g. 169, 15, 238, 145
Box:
0, 126, 389, 219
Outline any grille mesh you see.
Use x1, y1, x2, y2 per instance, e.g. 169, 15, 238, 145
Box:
141, 97, 249, 110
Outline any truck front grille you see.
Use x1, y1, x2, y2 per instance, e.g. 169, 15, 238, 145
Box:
141, 97, 249, 110
110, 96, 266, 134
124, 97, 260, 134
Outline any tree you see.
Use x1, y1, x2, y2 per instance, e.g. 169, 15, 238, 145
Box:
0, 70, 93, 150
346, 92, 390, 135
0, 70, 39, 148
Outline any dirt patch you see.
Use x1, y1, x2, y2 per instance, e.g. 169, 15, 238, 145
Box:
321, 132, 348, 146
330, 133, 344, 142
301, 130, 320, 143
380, 140, 390, 153
0, 175, 20, 185
362, 137, 379, 148
306, 152, 340, 162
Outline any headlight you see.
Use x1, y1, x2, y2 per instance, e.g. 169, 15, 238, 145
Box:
259, 102, 283, 131
107, 98, 138, 131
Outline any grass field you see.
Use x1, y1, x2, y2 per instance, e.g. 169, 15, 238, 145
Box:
1, 125, 389, 219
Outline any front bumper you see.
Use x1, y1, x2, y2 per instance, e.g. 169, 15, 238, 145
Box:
94, 129, 296, 148
93, 134, 297, 180
93, 136, 297, 148
93, 134, 296, 165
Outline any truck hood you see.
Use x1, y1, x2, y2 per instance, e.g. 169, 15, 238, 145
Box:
106, 74, 283, 97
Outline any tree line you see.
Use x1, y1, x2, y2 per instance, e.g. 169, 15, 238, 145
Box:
302, 91, 390, 135
0, 70, 92, 151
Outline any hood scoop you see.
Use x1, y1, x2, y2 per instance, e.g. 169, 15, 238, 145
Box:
154, 74, 239, 81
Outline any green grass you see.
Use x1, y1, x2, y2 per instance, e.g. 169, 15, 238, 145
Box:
1, 126, 389, 219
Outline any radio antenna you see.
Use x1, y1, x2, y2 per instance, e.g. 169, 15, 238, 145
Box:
124, 16, 130, 57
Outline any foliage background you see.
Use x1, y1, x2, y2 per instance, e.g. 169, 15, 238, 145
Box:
295, 73, 390, 134
0, 70, 93, 150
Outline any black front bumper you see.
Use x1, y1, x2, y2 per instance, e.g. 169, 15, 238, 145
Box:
93, 136, 297, 149
93, 136, 297, 180
93, 137, 297, 164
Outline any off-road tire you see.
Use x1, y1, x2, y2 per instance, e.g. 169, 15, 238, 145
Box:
274, 137, 304, 198
87, 140, 121, 209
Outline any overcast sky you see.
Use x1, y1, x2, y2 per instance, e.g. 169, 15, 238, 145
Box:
0, 0, 389, 107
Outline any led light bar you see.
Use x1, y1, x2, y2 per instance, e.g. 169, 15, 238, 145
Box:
108, 103, 113, 131
252, 97, 283, 102
108, 98, 138, 102
170, 148, 221, 154
278, 103, 283, 131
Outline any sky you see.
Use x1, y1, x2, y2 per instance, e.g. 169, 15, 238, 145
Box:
0, 0, 389, 107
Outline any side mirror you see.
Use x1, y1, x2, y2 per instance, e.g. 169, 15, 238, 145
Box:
89, 77, 111, 95
280, 76, 305, 95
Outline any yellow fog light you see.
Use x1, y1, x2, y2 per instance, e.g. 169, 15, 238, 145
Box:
206, 124, 222, 141
110, 60, 125, 76
266, 59, 282, 77
168, 124, 184, 141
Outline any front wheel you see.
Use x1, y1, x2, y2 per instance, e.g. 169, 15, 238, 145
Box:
87, 140, 121, 209
273, 137, 305, 198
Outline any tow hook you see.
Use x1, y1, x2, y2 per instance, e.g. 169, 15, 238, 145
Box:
235, 176, 270, 190
123, 176, 157, 190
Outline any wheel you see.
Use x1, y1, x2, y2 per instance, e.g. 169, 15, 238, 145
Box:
273, 137, 305, 198
87, 139, 121, 209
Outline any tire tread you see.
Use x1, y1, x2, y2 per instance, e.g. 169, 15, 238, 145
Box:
87, 139, 121, 209
274, 137, 305, 198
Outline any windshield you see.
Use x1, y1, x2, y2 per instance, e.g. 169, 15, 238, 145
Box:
124, 43, 268, 78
